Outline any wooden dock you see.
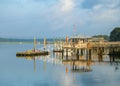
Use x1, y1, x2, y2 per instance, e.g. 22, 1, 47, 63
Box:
16, 51, 49, 56
60, 41, 120, 60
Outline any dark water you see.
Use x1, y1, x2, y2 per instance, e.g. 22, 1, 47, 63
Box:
0, 44, 120, 86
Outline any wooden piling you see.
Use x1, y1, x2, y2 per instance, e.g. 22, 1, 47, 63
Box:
76, 49, 79, 60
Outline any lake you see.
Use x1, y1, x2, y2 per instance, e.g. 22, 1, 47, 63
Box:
0, 44, 120, 86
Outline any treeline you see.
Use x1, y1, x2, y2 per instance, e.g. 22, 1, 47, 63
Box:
110, 27, 120, 41
0, 38, 53, 42
92, 35, 109, 41
1, 27, 120, 42
92, 27, 120, 41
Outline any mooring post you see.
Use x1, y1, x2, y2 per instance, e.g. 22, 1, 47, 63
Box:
66, 49, 68, 60
72, 60, 75, 70
62, 49, 64, 59
112, 48, 115, 62
76, 49, 79, 60
81, 49, 84, 56
89, 49, 91, 60
86, 49, 89, 60
98, 48, 103, 61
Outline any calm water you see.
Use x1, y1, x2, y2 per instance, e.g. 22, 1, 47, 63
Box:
0, 44, 120, 86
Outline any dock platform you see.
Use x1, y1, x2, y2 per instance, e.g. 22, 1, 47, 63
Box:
16, 51, 49, 56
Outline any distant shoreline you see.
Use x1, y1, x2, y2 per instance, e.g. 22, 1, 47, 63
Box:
0, 41, 55, 44
0, 38, 65, 43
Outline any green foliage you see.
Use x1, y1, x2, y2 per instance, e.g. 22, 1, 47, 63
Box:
110, 27, 120, 41
92, 35, 109, 41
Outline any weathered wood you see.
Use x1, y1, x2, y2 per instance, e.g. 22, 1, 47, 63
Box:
16, 51, 49, 56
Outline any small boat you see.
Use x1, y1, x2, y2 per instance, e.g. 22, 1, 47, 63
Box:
16, 37, 49, 56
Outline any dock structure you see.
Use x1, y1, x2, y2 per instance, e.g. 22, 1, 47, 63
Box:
16, 37, 50, 57
60, 36, 120, 72
16, 51, 49, 56
61, 36, 120, 61
53, 39, 64, 53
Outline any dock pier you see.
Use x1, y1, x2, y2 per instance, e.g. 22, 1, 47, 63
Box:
62, 42, 120, 61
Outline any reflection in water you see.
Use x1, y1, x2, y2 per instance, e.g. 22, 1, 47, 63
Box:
60, 51, 120, 73
44, 57, 46, 71
16, 56, 49, 72
15, 50, 120, 86
63, 60, 92, 72
16, 51, 120, 73
1, 44, 120, 86
66, 66, 68, 73
34, 57, 36, 72
17, 56, 38, 72
16, 53, 63, 72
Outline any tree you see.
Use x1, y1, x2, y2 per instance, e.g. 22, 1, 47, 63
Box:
92, 35, 109, 41
110, 27, 120, 41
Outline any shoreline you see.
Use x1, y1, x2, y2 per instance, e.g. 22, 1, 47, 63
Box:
0, 41, 55, 44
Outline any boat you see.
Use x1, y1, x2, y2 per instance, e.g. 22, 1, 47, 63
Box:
16, 37, 50, 56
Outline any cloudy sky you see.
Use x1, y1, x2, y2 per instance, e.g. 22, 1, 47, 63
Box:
0, 0, 120, 38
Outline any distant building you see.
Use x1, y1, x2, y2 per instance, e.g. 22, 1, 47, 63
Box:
69, 35, 105, 44
69, 35, 91, 43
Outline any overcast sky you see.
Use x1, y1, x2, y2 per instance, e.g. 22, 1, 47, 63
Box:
0, 0, 120, 38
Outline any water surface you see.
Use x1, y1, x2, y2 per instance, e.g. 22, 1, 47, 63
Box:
0, 44, 120, 86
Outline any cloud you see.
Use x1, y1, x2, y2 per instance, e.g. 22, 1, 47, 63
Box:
82, 0, 120, 9
59, 0, 75, 12
0, 0, 120, 38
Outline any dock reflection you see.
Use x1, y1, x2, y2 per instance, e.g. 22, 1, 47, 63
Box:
16, 55, 48, 72
63, 60, 92, 72
16, 52, 120, 73
54, 52, 120, 73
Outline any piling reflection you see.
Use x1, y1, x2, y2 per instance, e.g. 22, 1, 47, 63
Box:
16, 55, 49, 72
63, 60, 92, 72
16, 50, 120, 73
54, 50, 120, 73
33, 57, 36, 72
16, 52, 64, 72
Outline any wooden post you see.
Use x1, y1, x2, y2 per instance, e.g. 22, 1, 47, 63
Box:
109, 47, 112, 61
62, 49, 64, 59
76, 49, 79, 60
89, 49, 91, 60
72, 61, 75, 70
81, 49, 84, 56
66, 49, 68, 60
98, 48, 103, 61
34, 37, 36, 52
112, 48, 115, 62
86, 49, 88, 60
44, 38, 46, 50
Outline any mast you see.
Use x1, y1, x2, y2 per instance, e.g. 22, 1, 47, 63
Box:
44, 38, 46, 50
34, 37, 36, 51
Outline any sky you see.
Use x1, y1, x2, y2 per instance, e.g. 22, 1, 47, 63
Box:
0, 0, 120, 38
